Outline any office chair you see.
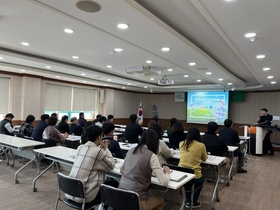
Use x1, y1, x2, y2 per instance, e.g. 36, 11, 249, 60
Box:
100, 184, 140, 210
162, 163, 203, 210
55, 172, 99, 210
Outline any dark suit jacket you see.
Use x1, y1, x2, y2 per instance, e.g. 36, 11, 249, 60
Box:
103, 137, 126, 159
169, 131, 186, 149
201, 132, 228, 156
219, 127, 240, 146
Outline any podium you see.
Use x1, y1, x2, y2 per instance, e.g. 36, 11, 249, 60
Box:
244, 125, 265, 155
255, 126, 266, 155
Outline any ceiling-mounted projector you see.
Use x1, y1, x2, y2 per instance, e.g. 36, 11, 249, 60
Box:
158, 75, 174, 85
126, 65, 162, 76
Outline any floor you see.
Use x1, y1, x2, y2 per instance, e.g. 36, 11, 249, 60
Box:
0, 152, 279, 210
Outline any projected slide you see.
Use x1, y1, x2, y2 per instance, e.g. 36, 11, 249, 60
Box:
187, 91, 229, 125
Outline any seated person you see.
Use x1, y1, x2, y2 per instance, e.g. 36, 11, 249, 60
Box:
106, 114, 114, 123
93, 114, 102, 124
150, 123, 175, 165
219, 119, 247, 173
18, 114, 35, 137
119, 129, 170, 210
66, 125, 117, 207
57, 115, 70, 134
102, 122, 125, 159
0, 113, 15, 136
32, 114, 49, 141
179, 127, 208, 208
124, 114, 143, 143
42, 117, 68, 146
169, 121, 186, 149
167, 117, 177, 137
95, 116, 106, 128
78, 112, 87, 128
69, 117, 83, 136
201, 121, 228, 157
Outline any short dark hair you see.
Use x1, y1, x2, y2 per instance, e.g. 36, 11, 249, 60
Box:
261, 108, 268, 112
107, 114, 114, 120
172, 121, 184, 132
48, 116, 58, 126
98, 116, 107, 123
25, 115, 35, 124
5, 113, 14, 119
102, 122, 115, 135
170, 118, 177, 126
224, 119, 233, 128
70, 117, 77, 123
129, 114, 137, 122
183, 127, 200, 149
41, 114, 49, 121
133, 129, 159, 155
79, 112, 84, 118
51, 113, 57, 117
96, 114, 102, 119
150, 123, 163, 139
61, 115, 68, 122
207, 121, 218, 133
81, 125, 102, 144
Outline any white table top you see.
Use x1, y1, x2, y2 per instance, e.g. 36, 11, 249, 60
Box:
113, 132, 123, 136
0, 134, 45, 149
66, 135, 81, 141
162, 137, 169, 143
34, 146, 77, 163
34, 146, 195, 190
115, 128, 125, 132
119, 142, 138, 151
172, 150, 225, 166
111, 158, 195, 190
239, 135, 250, 140
228, 146, 238, 152
114, 124, 126, 128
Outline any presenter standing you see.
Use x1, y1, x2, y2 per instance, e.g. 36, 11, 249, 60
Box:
257, 108, 274, 155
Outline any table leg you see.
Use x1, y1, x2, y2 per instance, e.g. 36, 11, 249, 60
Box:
211, 165, 221, 210
14, 155, 37, 184
32, 160, 55, 192
227, 153, 234, 185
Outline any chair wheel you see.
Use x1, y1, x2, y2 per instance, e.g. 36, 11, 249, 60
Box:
15, 180, 19, 184
33, 188, 37, 192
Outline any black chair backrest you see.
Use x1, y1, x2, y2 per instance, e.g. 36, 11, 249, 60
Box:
100, 184, 140, 210
43, 139, 57, 147
57, 172, 85, 198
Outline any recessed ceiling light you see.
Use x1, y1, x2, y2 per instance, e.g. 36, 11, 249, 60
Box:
56, 76, 60, 78
104, 84, 108, 87
218, 78, 224, 81
127, 83, 131, 85
21, 42, 30, 46
72, 56, 79, 59
114, 48, 123, 52
20, 69, 26, 72
83, 81, 86, 83
267, 76, 274, 79
228, 82, 233, 85
161, 47, 170, 52
167, 68, 173, 72
122, 87, 126, 89
197, 79, 201, 82
271, 81, 276, 84
256, 54, 265, 59
244, 33, 256, 38
188, 62, 196, 66
107, 79, 111, 81
81, 73, 86, 76
117, 23, 129, 29
206, 72, 212, 75
45, 66, 51, 69
64, 29, 74, 34
146, 60, 152, 64
0, 56, 3, 60
224, 0, 235, 1
184, 75, 189, 78
150, 78, 154, 81
107, 65, 112, 68
144, 86, 148, 88
263, 67, 270, 71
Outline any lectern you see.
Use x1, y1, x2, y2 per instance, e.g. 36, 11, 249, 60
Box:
244, 125, 265, 155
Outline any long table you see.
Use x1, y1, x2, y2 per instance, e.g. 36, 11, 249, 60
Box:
33, 146, 195, 210
0, 134, 45, 184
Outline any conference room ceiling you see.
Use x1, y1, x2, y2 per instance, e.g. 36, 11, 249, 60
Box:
0, 0, 279, 93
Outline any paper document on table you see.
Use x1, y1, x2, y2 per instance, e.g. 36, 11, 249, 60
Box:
174, 150, 180, 156
169, 171, 188, 182
207, 155, 216, 161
